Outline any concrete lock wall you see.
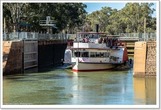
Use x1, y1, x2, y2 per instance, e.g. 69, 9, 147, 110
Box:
145, 41, 156, 75
24, 41, 38, 70
133, 41, 156, 77
133, 41, 147, 76
3, 41, 23, 75
3, 40, 67, 75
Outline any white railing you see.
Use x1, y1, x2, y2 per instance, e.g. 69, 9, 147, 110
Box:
66, 34, 76, 39
119, 33, 156, 41
3, 32, 68, 41
3, 32, 156, 41
73, 42, 107, 49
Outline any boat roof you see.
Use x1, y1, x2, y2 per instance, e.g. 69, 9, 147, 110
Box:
71, 47, 121, 50
77, 32, 107, 34
77, 32, 120, 37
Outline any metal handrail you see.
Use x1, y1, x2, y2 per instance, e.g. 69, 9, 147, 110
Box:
3, 32, 68, 41
3, 32, 156, 41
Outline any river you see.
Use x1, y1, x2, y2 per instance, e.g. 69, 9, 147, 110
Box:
3, 67, 156, 105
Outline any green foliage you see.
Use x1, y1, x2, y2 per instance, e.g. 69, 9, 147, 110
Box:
3, 3, 156, 34
85, 3, 156, 34
3, 3, 87, 33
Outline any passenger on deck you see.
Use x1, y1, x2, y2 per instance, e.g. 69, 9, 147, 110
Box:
102, 38, 107, 43
98, 37, 103, 43
83, 37, 89, 43
85, 37, 89, 43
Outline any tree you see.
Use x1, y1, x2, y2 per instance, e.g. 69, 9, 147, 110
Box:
3, 3, 87, 33
3, 3, 29, 32
119, 3, 156, 33
85, 3, 156, 34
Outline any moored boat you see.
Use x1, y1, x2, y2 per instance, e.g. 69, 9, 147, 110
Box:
64, 32, 129, 71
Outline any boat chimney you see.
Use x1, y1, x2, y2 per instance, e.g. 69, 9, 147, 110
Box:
95, 24, 99, 33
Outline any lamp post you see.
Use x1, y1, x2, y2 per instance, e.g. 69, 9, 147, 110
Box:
3, 17, 6, 40
144, 17, 146, 41
16, 3, 20, 32
16, 3, 20, 39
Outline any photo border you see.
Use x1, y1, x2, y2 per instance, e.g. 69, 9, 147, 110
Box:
0, 0, 160, 109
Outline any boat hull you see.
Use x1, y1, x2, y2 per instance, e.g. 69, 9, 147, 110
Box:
72, 62, 115, 71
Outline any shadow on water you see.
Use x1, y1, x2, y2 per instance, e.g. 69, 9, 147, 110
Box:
4, 66, 57, 81
43, 74, 74, 79
24, 66, 55, 73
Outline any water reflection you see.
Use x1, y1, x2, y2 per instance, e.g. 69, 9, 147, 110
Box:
3, 69, 156, 105
133, 76, 156, 105
69, 70, 134, 105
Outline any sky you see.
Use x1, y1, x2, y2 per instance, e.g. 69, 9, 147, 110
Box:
84, 3, 126, 13
84, 2, 156, 17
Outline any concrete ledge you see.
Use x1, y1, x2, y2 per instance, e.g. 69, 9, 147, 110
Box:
133, 41, 156, 77
133, 72, 145, 77
146, 72, 156, 76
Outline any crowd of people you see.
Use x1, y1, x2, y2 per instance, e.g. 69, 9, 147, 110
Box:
81, 34, 125, 47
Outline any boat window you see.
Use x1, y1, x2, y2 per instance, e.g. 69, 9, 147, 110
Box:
90, 52, 96, 57
81, 52, 89, 57
89, 52, 110, 58
100, 52, 104, 57
96, 52, 100, 57
105, 52, 110, 57
74, 52, 80, 57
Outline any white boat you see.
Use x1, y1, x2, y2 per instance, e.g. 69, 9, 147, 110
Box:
64, 32, 129, 71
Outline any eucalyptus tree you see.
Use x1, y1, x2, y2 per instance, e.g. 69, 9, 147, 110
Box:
3, 3, 87, 33
3, 3, 30, 32
86, 11, 99, 31
119, 3, 156, 33
85, 3, 156, 34
45, 3, 87, 33
86, 7, 119, 34
105, 9, 123, 34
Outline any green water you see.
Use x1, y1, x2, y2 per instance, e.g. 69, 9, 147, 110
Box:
3, 68, 156, 105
